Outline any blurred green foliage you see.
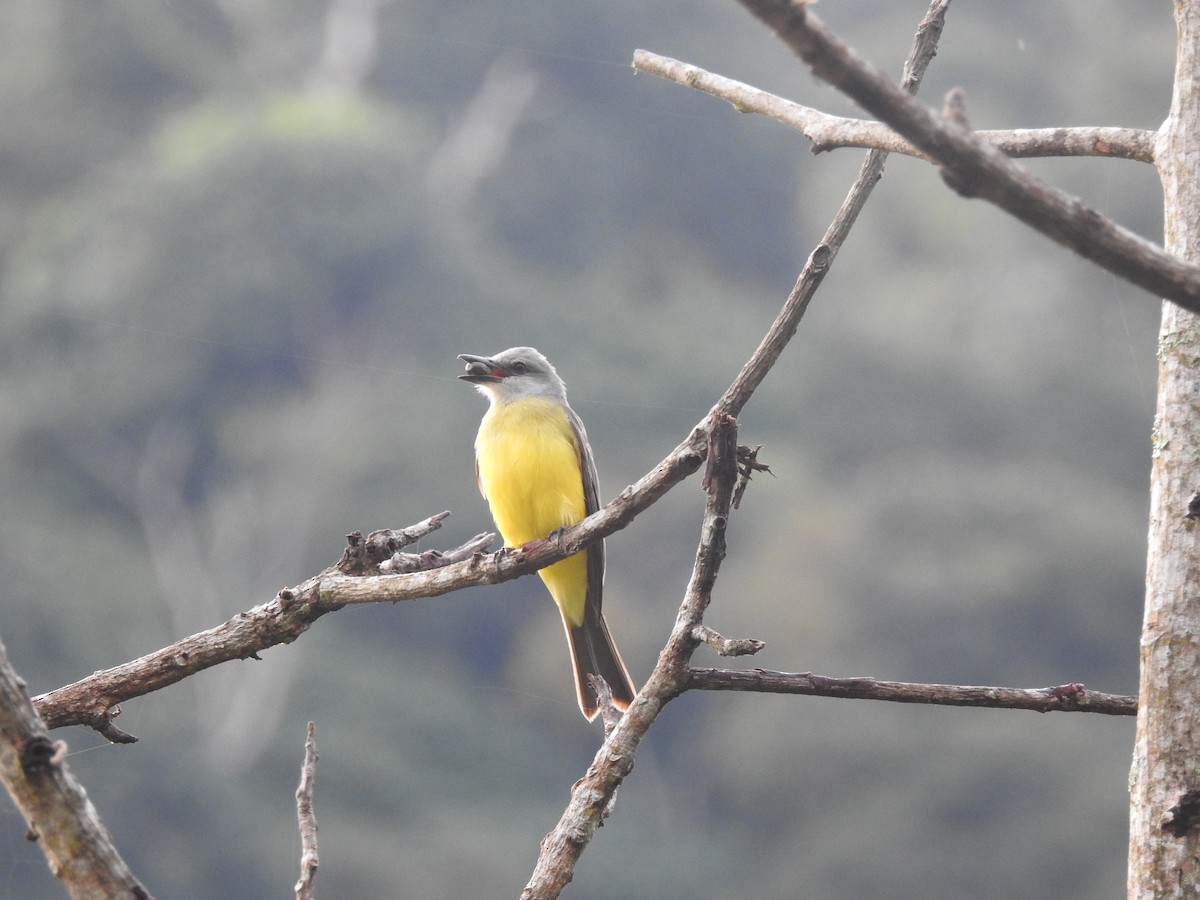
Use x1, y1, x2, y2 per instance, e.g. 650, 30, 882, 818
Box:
0, 1, 1170, 897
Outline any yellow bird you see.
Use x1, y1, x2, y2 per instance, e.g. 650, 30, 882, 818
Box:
458, 347, 636, 720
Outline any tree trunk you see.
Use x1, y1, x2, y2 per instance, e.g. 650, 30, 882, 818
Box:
1129, 2, 1200, 895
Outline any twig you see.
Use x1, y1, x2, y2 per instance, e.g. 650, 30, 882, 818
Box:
687, 669, 1136, 716
732, 444, 771, 509
692, 625, 765, 657
632, 51, 1157, 164
588, 674, 624, 734
0, 632, 153, 898
734, 0, 1200, 313
336, 513, 496, 575
294, 722, 319, 900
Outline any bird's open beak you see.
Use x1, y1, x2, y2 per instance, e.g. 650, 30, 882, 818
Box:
458, 353, 505, 383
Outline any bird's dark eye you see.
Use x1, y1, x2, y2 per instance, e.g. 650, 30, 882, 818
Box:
511, 361, 528, 374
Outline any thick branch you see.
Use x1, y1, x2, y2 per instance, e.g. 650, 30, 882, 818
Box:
734, 0, 1200, 314
0, 633, 152, 898
632, 50, 1157, 164
1130, 0, 1200, 890
688, 668, 1137, 716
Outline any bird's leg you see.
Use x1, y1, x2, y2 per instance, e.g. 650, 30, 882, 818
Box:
515, 527, 569, 558
513, 536, 547, 558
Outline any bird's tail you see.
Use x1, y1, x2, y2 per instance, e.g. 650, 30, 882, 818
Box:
565, 610, 637, 721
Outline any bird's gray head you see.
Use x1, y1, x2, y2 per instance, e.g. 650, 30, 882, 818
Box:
457, 347, 568, 406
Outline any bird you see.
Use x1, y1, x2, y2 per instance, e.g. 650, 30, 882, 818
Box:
458, 347, 637, 720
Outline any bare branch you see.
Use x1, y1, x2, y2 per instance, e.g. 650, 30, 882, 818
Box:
294, 722, 319, 900
688, 669, 1137, 716
692, 625, 766, 657
520, 9, 1065, 889
632, 50, 1157, 164
732, 0, 1200, 313
335, 513, 496, 576
521, 413, 743, 900
716, 0, 951, 420
0, 633, 152, 898
588, 674, 625, 734
318, 426, 707, 606
32, 1, 958, 767
32, 434, 706, 740
733, 444, 771, 510
33, 573, 338, 741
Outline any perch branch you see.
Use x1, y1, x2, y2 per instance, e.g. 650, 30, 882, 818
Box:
33, 432, 707, 741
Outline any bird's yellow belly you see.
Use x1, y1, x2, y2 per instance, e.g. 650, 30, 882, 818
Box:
475, 399, 590, 625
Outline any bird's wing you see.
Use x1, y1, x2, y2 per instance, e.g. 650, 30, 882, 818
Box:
566, 404, 606, 609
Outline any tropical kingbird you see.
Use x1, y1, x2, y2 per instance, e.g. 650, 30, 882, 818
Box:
458, 347, 637, 720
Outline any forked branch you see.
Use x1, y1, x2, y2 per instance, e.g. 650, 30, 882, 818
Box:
521, 413, 743, 900
520, 4, 951, 895
732, 0, 1200, 313
632, 50, 1157, 164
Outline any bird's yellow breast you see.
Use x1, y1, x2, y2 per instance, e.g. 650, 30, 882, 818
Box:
474, 397, 587, 548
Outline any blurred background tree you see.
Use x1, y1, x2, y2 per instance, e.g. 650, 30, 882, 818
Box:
0, 1, 1167, 897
